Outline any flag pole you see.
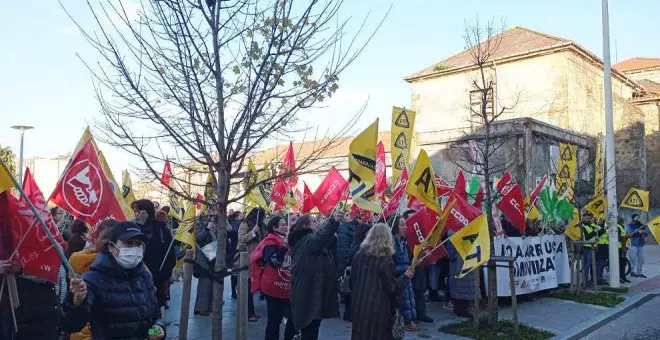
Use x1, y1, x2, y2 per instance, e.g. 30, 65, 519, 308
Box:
0, 159, 77, 277
602, 0, 620, 288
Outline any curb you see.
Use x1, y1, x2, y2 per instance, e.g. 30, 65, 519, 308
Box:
559, 292, 658, 340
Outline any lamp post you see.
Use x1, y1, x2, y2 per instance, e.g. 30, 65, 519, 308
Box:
11, 125, 34, 183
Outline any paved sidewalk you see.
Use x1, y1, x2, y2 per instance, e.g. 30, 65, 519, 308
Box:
164, 246, 660, 339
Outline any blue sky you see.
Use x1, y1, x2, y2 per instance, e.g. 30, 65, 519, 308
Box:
1, 0, 658, 180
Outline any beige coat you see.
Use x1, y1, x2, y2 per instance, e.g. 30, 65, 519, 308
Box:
237, 221, 263, 254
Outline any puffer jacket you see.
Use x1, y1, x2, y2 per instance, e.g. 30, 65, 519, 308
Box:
289, 218, 340, 330
336, 219, 358, 274
392, 235, 416, 323
61, 252, 164, 340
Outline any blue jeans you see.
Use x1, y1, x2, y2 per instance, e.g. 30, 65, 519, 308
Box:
583, 249, 593, 286
427, 263, 439, 290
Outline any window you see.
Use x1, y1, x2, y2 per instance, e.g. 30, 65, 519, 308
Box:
469, 86, 495, 116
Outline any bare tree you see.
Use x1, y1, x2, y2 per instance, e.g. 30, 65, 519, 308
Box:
63, 0, 386, 338
447, 18, 520, 324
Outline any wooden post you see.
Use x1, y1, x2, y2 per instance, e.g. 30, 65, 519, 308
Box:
178, 249, 194, 340
237, 251, 249, 340
473, 268, 481, 329
577, 245, 584, 292
591, 246, 598, 291
509, 261, 519, 337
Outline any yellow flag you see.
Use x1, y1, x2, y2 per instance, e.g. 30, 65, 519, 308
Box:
0, 162, 13, 193
563, 209, 581, 241
245, 159, 269, 209
648, 216, 660, 244
202, 170, 216, 214
620, 188, 650, 212
75, 128, 134, 220
391, 107, 416, 185
168, 192, 183, 221
349, 119, 381, 213
594, 137, 604, 196
585, 195, 607, 219
556, 143, 577, 200
174, 203, 197, 269
449, 213, 491, 278
426, 200, 455, 247
405, 149, 439, 212
122, 170, 137, 207
524, 196, 540, 220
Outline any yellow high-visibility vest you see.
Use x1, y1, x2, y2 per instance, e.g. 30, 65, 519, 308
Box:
583, 224, 596, 247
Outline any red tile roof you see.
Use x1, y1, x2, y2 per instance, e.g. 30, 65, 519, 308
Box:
613, 58, 660, 72
637, 79, 660, 95
405, 26, 572, 81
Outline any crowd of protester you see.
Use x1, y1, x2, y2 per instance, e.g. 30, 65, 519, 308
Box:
0, 195, 652, 340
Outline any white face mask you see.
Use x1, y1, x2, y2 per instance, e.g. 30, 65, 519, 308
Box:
114, 246, 144, 269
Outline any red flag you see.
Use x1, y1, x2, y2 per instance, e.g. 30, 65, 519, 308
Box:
270, 143, 297, 207
350, 203, 360, 220
529, 175, 547, 207
161, 160, 172, 187
196, 193, 203, 210
405, 208, 445, 266
407, 196, 426, 211
435, 174, 453, 197
312, 167, 349, 216
384, 167, 409, 217
454, 171, 468, 201
474, 185, 484, 210
282, 142, 297, 188
445, 191, 482, 232
0, 170, 65, 283
496, 172, 512, 193
50, 140, 127, 230
374, 141, 387, 195
496, 180, 526, 234
300, 183, 315, 214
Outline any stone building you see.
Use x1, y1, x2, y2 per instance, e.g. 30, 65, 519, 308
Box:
404, 26, 657, 208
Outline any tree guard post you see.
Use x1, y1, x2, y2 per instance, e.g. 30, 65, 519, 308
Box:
473, 268, 481, 329
490, 256, 517, 335
237, 251, 249, 340
179, 249, 194, 340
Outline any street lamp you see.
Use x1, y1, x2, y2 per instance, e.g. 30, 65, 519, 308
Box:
11, 125, 34, 183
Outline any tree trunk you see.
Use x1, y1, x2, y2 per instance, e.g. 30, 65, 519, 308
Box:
482, 117, 499, 325
212, 168, 229, 340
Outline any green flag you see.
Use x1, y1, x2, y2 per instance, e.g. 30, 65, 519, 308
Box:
467, 175, 480, 204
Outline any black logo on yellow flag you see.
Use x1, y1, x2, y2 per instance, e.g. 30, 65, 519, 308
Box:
394, 110, 410, 128
558, 164, 571, 179
394, 154, 405, 170
394, 132, 408, 149
405, 149, 439, 212
459, 233, 482, 276
561, 146, 573, 161
122, 185, 130, 198
624, 191, 644, 208
558, 182, 569, 196
414, 168, 434, 196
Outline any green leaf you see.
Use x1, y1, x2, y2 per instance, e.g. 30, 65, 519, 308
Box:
232, 65, 240, 74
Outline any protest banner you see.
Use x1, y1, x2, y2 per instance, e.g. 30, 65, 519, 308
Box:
487, 235, 570, 296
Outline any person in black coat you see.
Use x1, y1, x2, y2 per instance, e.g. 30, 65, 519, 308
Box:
288, 212, 343, 340
63, 221, 165, 340
342, 223, 371, 322
132, 199, 176, 310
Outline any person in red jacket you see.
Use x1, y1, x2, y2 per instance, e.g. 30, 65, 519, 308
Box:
250, 215, 295, 340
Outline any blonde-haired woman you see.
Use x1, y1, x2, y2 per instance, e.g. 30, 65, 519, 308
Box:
350, 224, 414, 340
